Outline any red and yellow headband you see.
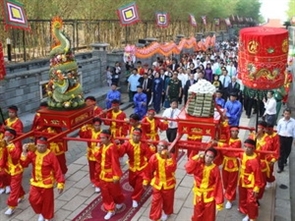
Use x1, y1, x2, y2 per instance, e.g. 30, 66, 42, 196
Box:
132, 130, 142, 136
230, 127, 239, 131
100, 132, 110, 138
244, 143, 255, 149
111, 103, 120, 107
37, 139, 47, 145
4, 131, 14, 137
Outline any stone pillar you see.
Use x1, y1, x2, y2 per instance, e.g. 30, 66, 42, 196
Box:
90, 43, 109, 87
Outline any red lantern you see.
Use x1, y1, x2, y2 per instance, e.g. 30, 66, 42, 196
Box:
238, 27, 288, 90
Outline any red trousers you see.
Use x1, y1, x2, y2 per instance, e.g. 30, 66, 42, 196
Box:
100, 180, 125, 212
222, 169, 238, 201
149, 188, 174, 220
129, 170, 145, 202
29, 186, 54, 219
238, 186, 259, 219
192, 196, 216, 221
7, 173, 25, 207
56, 153, 68, 175
88, 160, 98, 185
257, 171, 267, 200
266, 163, 275, 183
0, 171, 10, 188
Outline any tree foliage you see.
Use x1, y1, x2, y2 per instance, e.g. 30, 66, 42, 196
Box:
286, 0, 295, 19
20, 0, 261, 22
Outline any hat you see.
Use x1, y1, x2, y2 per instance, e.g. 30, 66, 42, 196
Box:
8, 105, 18, 112
148, 109, 156, 114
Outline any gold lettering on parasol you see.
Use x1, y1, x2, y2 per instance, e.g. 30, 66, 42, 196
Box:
282, 39, 288, 53
248, 41, 259, 54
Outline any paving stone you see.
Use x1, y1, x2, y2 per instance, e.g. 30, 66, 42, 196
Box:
66, 170, 88, 182
57, 187, 82, 201
66, 163, 85, 175
62, 195, 88, 211
54, 209, 72, 221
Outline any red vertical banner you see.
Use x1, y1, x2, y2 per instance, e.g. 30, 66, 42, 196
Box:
0, 43, 6, 80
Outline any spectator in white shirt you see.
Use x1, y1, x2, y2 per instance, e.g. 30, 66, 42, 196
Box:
226, 61, 237, 77
263, 91, 277, 125
276, 108, 295, 172
162, 100, 181, 142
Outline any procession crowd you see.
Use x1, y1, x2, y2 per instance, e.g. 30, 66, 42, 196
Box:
0, 39, 294, 221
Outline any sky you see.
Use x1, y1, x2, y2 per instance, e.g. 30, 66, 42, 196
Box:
259, 0, 289, 22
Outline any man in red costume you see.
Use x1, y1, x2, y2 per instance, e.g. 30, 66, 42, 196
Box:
141, 109, 168, 141
185, 147, 224, 221
216, 126, 241, 209
79, 117, 102, 193
119, 128, 155, 208
104, 100, 127, 138
31, 102, 48, 132
94, 129, 125, 220
238, 138, 264, 221
248, 121, 272, 201
264, 123, 280, 187
0, 134, 10, 194
3, 129, 25, 216
4, 105, 23, 135
85, 96, 104, 117
20, 137, 64, 221
143, 140, 177, 221
42, 126, 68, 175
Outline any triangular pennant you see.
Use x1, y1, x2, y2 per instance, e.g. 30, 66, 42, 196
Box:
201, 15, 207, 25
155, 12, 169, 28
117, 2, 140, 26
1, 0, 30, 31
189, 14, 197, 27
225, 18, 231, 26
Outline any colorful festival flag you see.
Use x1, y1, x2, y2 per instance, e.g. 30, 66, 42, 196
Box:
117, 2, 140, 26
1, 0, 30, 31
201, 15, 207, 25
0, 43, 6, 80
189, 14, 197, 27
225, 18, 231, 26
155, 12, 169, 28
214, 18, 220, 26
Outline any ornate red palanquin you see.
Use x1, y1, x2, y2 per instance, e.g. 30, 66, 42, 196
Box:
37, 105, 93, 129
238, 27, 288, 90
177, 109, 221, 140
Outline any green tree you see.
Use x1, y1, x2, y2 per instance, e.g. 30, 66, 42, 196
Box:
286, 0, 295, 19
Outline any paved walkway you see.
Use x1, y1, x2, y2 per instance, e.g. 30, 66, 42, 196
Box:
0, 93, 287, 221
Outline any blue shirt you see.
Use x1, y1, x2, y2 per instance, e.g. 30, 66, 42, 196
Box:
215, 97, 225, 108
128, 74, 140, 91
225, 100, 242, 126
277, 117, 295, 138
106, 90, 121, 109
